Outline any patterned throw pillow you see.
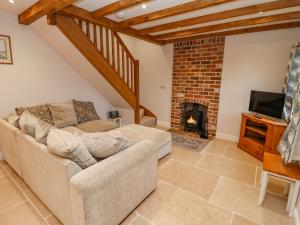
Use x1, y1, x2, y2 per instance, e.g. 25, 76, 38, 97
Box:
15, 104, 53, 124
72, 100, 100, 123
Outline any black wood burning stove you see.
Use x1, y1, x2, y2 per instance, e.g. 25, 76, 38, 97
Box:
183, 102, 208, 138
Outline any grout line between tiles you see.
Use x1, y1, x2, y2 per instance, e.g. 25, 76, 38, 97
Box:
158, 158, 174, 171
229, 213, 234, 225
230, 213, 264, 225
135, 212, 156, 225
126, 213, 139, 225
0, 162, 51, 225
254, 166, 258, 188
158, 179, 232, 215
222, 145, 230, 156
44, 213, 54, 219
205, 152, 259, 169
209, 175, 222, 202
160, 167, 287, 225
0, 200, 28, 215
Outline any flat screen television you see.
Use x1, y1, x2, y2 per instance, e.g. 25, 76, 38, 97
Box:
249, 90, 286, 119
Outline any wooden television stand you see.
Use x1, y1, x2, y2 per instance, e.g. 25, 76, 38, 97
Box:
238, 112, 287, 161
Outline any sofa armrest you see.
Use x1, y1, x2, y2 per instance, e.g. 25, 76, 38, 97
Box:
69, 140, 158, 225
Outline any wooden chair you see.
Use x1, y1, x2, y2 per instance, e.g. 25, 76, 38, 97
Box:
259, 152, 300, 217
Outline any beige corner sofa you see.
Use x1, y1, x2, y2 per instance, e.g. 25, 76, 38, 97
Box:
0, 119, 171, 225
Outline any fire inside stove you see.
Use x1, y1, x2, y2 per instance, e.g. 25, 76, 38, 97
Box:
187, 115, 197, 125
182, 102, 209, 138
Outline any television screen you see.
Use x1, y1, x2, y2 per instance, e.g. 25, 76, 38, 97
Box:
249, 90, 286, 119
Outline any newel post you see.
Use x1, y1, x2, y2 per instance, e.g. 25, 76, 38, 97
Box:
134, 60, 140, 124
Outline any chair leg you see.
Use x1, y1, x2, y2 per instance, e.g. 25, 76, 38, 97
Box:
259, 171, 269, 205
287, 182, 295, 212
289, 181, 300, 218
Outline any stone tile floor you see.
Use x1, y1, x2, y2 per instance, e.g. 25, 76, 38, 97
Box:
0, 138, 294, 225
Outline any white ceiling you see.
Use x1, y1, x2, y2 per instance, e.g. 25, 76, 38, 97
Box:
0, 0, 37, 15
0, 0, 299, 39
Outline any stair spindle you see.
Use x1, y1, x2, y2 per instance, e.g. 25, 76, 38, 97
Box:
86, 22, 90, 40
78, 19, 82, 29
117, 40, 120, 76
122, 47, 125, 81
99, 26, 103, 53
106, 28, 110, 62
93, 24, 97, 49
126, 54, 129, 85
112, 32, 115, 70
131, 59, 134, 91
68, 17, 141, 124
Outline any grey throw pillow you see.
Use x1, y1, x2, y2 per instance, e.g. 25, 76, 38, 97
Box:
80, 131, 131, 159
19, 110, 39, 137
7, 112, 20, 128
47, 128, 97, 169
49, 103, 78, 128
35, 119, 53, 145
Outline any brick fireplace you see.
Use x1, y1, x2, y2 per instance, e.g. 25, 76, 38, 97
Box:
171, 36, 225, 137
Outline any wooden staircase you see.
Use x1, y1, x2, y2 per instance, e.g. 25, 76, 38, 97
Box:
54, 14, 156, 125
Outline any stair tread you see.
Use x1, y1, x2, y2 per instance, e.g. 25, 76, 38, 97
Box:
140, 116, 156, 127
140, 108, 144, 119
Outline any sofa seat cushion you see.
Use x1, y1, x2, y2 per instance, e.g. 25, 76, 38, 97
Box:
114, 124, 171, 150
75, 120, 118, 133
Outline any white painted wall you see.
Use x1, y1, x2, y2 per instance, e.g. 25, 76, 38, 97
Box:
0, 12, 114, 118
31, 17, 130, 109
216, 28, 300, 141
120, 34, 174, 127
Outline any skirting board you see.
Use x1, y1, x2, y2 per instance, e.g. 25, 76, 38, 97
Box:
295, 209, 300, 225
216, 132, 239, 142
157, 121, 171, 128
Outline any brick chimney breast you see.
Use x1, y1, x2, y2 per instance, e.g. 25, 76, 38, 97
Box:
171, 36, 225, 137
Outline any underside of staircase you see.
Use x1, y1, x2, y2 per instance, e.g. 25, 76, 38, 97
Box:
53, 14, 156, 126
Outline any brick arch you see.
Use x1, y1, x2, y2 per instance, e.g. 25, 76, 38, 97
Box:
183, 98, 210, 107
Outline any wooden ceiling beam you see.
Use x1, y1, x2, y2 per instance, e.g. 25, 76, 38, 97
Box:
119, 0, 235, 28
19, 0, 77, 25
164, 21, 300, 43
154, 11, 300, 40
139, 0, 300, 35
92, 0, 151, 18
59, 5, 163, 45
59, 5, 117, 27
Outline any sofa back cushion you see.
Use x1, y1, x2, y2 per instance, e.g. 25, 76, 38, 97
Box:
47, 128, 97, 169
72, 100, 100, 123
15, 104, 53, 125
48, 103, 78, 128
